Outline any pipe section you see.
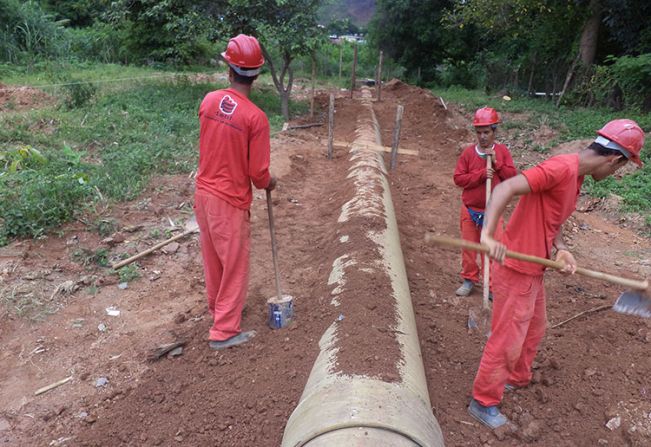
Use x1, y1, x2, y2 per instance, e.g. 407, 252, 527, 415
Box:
282, 88, 444, 447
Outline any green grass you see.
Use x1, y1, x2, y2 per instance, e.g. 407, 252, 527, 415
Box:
0, 63, 305, 245
433, 86, 651, 226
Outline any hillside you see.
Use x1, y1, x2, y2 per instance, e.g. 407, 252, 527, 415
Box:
319, 0, 375, 27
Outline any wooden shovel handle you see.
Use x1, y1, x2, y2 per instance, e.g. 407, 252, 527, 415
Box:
425, 234, 649, 290
112, 228, 195, 270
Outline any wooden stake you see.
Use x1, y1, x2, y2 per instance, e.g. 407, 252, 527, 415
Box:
439, 96, 447, 110
338, 45, 343, 80
310, 53, 316, 117
390, 105, 404, 170
376, 50, 383, 101
35, 376, 72, 396
350, 44, 358, 99
327, 94, 335, 160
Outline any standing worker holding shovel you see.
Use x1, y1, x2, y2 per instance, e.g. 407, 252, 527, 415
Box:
195, 34, 277, 350
453, 107, 517, 298
468, 119, 646, 429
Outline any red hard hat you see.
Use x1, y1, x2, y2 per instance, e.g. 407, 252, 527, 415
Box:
221, 34, 264, 75
596, 119, 645, 166
473, 107, 500, 127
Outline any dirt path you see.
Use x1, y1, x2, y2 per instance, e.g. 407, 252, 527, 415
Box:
2, 82, 651, 446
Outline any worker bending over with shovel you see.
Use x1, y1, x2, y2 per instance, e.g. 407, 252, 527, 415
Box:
453, 107, 517, 297
195, 34, 277, 350
468, 119, 646, 429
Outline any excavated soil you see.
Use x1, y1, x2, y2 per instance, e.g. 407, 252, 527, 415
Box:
2, 81, 651, 447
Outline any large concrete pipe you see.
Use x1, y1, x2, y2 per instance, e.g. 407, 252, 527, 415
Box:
282, 88, 444, 447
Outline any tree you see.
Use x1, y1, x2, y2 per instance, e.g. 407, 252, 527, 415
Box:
41, 0, 111, 27
103, 0, 215, 64
221, 0, 324, 120
369, 0, 463, 83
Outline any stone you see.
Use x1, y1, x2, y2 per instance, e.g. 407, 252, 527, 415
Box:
606, 416, 621, 431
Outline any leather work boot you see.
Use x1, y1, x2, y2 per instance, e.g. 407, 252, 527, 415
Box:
209, 330, 256, 350
455, 279, 475, 296
468, 399, 509, 429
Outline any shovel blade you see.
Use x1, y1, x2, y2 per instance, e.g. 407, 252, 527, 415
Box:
613, 291, 651, 318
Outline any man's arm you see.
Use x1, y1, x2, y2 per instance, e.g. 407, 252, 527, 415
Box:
249, 115, 273, 190
480, 174, 532, 262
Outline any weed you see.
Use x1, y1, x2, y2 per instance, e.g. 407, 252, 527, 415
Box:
71, 247, 109, 267
63, 81, 97, 108
118, 263, 140, 282
93, 218, 118, 237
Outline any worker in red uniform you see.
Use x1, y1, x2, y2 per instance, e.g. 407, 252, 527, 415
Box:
468, 119, 646, 429
195, 34, 276, 350
453, 107, 517, 297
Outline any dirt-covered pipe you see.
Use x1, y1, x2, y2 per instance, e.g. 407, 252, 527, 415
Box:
282, 88, 444, 447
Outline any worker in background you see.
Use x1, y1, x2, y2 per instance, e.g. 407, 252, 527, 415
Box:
195, 34, 276, 350
453, 107, 517, 297
468, 119, 646, 429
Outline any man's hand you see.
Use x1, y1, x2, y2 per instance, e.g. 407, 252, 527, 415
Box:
483, 146, 495, 156
481, 232, 507, 263
555, 249, 577, 274
266, 176, 277, 191
486, 166, 495, 180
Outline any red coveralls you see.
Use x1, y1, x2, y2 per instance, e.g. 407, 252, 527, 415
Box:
195, 88, 272, 341
453, 144, 517, 283
472, 154, 584, 406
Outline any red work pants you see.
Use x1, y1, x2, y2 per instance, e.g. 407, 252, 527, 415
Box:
194, 192, 250, 341
472, 263, 546, 406
459, 205, 503, 284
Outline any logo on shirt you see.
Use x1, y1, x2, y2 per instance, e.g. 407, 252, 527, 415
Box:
219, 95, 238, 115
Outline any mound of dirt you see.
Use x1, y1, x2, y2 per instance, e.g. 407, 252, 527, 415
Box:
0, 83, 54, 112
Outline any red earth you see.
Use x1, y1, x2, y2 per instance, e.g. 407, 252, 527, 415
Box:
2, 80, 651, 447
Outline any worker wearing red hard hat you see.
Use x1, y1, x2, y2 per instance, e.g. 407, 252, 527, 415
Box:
468, 119, 646, 429
195, 34, 276, 350
453, 107, 517, 297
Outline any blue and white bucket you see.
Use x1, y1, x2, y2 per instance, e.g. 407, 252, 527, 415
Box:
267, 294, 294, 329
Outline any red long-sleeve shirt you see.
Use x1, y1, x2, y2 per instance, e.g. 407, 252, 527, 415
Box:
453, 143, 517, 210
196, 88, 272, 210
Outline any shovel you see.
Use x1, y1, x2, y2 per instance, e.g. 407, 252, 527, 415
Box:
468, 154, 493, 335
266, 189, 284, 302
112, 216, 199, 270
266, 189, 293, 328
425, 234, 650, 317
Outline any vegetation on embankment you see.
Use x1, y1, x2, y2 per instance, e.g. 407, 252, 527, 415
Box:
0, 64, 305, 245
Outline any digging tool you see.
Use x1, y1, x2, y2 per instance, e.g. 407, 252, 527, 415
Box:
111, 216, 199, 270
266, 189, 294, 329
266, 190, 283, 302
482, 154, 492, 311
425, 234, 651, 317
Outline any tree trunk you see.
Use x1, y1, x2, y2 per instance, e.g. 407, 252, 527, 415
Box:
281, 91, 290, 122
260, 44, 294, 121
579, 0, 601, 65
556, 0, 601, 107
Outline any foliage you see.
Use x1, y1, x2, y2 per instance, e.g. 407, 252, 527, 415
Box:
0, 66, 302, 245
41, 0, 111, 28
369, 0, 468, 85
103, 0, 217, 65
0, 0, 69, 63
221, 0, 325, 120
62, 79, 97, 108
118, 263, 140, 282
